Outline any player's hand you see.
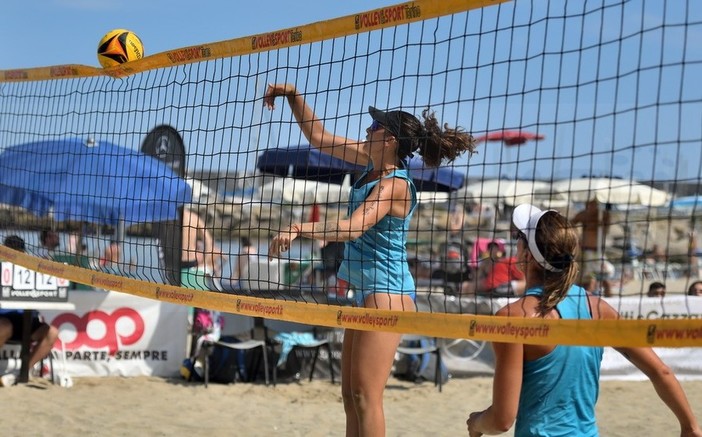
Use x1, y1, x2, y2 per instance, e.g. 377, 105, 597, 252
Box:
269, 224, 300, 259
263, 83, 296, 110
466, 411, 484, 437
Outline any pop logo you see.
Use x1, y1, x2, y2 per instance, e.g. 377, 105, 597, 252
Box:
52, 308, 145, 355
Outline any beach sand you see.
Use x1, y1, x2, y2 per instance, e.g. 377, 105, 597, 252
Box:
3, 375, 701, 436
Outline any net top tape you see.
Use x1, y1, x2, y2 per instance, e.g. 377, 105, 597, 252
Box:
0, 0, 507, 82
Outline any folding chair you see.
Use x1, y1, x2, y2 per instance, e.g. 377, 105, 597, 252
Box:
263, 319, 335, 386
396, 334, 444, 392
202, 314, 269, 387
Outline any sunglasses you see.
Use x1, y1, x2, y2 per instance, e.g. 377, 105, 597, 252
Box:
369, 120, 383, 132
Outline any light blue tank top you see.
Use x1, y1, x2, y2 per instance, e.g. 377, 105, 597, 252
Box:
515, 284, 604, 437
337, 164, 417, 298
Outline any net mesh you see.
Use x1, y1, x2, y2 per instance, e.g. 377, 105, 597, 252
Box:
1, 0, 701, 346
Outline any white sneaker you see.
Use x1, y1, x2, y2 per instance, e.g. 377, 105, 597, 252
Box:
0, 373, 16, 387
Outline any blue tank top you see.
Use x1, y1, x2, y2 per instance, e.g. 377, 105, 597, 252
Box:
515, 284, 604, 437
337, 164, 417, 296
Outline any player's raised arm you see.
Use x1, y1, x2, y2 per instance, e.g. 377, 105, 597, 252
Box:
263, 83, 369, 166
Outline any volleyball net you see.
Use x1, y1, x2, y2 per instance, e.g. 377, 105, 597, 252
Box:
1, 0, 701, 347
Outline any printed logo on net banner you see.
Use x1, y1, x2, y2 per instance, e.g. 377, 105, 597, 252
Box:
646, 323, 702, 345
52, 308, 145, 355
353, 4, 421, 30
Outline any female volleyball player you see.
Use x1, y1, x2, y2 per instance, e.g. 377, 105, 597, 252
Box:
264, 83, 475, 436
466, 204, 701, 437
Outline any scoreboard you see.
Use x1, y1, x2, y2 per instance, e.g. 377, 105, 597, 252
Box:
1, 262, 69, 302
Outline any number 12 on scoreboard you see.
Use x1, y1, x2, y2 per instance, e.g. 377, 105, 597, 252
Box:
1, 262, 68, 291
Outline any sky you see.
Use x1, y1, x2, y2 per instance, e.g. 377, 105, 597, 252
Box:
1, 0, 701, 186
0, 0, 401, 70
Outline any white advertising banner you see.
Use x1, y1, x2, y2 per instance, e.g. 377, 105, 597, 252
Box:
601, 295, 702, 380
1, 290, 189, 377
428, 295, 702, 380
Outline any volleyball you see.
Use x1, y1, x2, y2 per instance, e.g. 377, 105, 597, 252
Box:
97, 29, 144, 68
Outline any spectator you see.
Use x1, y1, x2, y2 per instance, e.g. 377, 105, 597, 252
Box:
430, 238, 474, 295
448, 202, 467, 236
571, 199, 615, 297
4, 234, 25, 252
476, 239, 525, 296
180, 211, 224, 362
688, 281, 702, 296
648, 243, 666, 264
100, 240, 121, 269
689, 230, 700, 278
181, 208, 224, 289
232, 237, 258, 283
648, 281, 666, 298
38, 229, 60, 259
0, 235, 60, 377
67, 230, 82, 255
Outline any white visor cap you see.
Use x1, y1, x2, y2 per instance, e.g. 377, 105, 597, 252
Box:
512, 203, 561, 272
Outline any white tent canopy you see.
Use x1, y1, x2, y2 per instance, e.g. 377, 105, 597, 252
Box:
541, 178, 669, 207
416, 191, 450, 204
255, 174, 351, 205
456, 179, 552, 206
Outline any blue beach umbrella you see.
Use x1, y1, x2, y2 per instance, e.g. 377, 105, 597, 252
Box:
670, 195, 702, 210
256, 146, 464, 192
256, 146, 364, 185
0, 138, 193, 226
404, 155, 465, 192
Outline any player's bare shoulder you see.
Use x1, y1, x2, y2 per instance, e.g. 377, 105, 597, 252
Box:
496, 295, 539, 318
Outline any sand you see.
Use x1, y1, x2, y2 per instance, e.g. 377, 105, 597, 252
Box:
2, 375, 701, 436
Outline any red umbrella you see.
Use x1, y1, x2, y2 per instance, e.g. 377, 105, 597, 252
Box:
475, 130, 545, 146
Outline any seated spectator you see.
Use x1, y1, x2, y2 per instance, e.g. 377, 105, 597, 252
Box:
647, 243, 666, 264
100, 240, 121, 268
476, 240, 526, 296
0, 235, 60, 376
67, 231, 82, 255
647, 281, 666, 298
181, 208, 219, 290
232, 237, 258, 282
688, 281, 702, 296
430, 239, 474, 294
38, 229, 60, 259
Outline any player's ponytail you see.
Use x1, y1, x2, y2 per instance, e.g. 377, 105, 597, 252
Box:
394, 109, 476, 167
533, 212, 580, 316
